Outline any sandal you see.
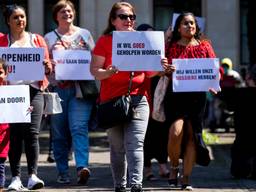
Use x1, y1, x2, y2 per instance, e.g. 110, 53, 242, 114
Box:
182, 184, 193, 191
168, 165, 179, 188
168, 178, 178, 187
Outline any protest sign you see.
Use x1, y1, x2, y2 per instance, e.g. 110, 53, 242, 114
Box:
172, 58, 220, 92
112, 31, 164, 71
0, 47, 44, 81
0, 85, 31, 123
53, 50, 93, 80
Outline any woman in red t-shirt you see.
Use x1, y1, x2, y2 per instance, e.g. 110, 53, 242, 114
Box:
162, 12, 219, 190
90, 2, 167, 192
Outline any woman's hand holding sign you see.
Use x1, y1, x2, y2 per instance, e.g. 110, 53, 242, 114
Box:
107, 65, 119, 77
208, 87, 219, 95
50, 59, 57, 73
43, 59, 52, 75
161, 57, 176, 75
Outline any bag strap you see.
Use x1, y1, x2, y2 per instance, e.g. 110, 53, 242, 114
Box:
42, 88, 50, 94
127, 72, 134, 96
54, 30, 68, 50
54, 30, 69, 85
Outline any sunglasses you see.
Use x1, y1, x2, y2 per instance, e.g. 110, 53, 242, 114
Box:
117, 14, 136, 21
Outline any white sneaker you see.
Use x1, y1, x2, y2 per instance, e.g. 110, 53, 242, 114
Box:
27, 174, 44, 190
8, 176, 26, 191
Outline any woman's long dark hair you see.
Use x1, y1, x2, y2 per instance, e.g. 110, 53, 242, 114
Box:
170, 12, 201, 45
3, 4, 26, 27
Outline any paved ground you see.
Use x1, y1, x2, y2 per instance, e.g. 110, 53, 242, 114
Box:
3, 128, 256, 191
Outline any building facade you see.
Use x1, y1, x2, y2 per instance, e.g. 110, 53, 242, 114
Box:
0, 0, 251, 71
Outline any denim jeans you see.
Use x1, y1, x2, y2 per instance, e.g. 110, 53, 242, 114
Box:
9, 87, 44, 176
107, 95, 149, 188
51, 86, 93, 175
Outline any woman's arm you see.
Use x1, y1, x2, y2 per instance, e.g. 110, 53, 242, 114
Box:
35, 34, 53, 74
90, 54, 118, 80
145, 57, 174, 78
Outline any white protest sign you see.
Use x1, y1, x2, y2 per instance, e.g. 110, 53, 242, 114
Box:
112, 31, 164, 71
0, 85, 31, 123
53, 50, 93, 80
171, 13, 205, 32
0, 47, 44, 81
172, 58, 220, 92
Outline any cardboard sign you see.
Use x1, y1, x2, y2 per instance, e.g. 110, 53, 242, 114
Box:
0, 85, 31, 123
172, 58, 220, 92
112, 31, 164, 71
53, 50, 94, 80
0, 47, 44, 81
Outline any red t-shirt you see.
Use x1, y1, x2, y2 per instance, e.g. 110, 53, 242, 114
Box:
0, 124, 10, 158
166, 40, 216, 92
166, 40, 217, 86
166, 40, 216, 61
93, 35, 150, 102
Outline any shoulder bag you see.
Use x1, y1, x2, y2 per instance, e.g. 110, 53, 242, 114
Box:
76, 80, 99, 100
97, 72, 134, 129
43, 89, 63, 115
152, 75, 169, 122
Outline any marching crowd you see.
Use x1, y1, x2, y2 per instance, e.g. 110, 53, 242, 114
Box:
0, 1, 250, 192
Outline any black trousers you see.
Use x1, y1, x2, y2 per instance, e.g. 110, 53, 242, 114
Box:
8, 86, 44, 176
144, 117, 169, 167
0, 158, 6, 188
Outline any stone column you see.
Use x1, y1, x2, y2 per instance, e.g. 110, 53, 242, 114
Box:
80, 0, 118, 39
127, 0, 153, 27
80, 0, 96, 37
28, 0, 44, 35
202, 0, 240, 69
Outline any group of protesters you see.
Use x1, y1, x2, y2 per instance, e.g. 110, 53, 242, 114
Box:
0, 1, 227, 192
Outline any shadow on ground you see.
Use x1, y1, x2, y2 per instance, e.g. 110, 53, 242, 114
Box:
4, 126, 256, 191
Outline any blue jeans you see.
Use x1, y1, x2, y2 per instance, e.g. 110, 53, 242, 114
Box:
51, 86, 93, 175
107, 95, 149, 188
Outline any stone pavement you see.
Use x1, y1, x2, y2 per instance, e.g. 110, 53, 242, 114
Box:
4, 129, 256, 191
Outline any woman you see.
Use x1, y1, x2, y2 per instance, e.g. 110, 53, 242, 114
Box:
162, 12, 217, 190
90, 2, 167, 192
0, 4, 52, 191
136, 23, 170, 181
44, 0, 95, 185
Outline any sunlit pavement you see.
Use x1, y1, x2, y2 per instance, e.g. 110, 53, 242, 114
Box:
4, 129, 256, 191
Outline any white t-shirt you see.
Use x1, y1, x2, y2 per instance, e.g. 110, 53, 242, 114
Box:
44, 27, 95, 86
9, 33, 39, 89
